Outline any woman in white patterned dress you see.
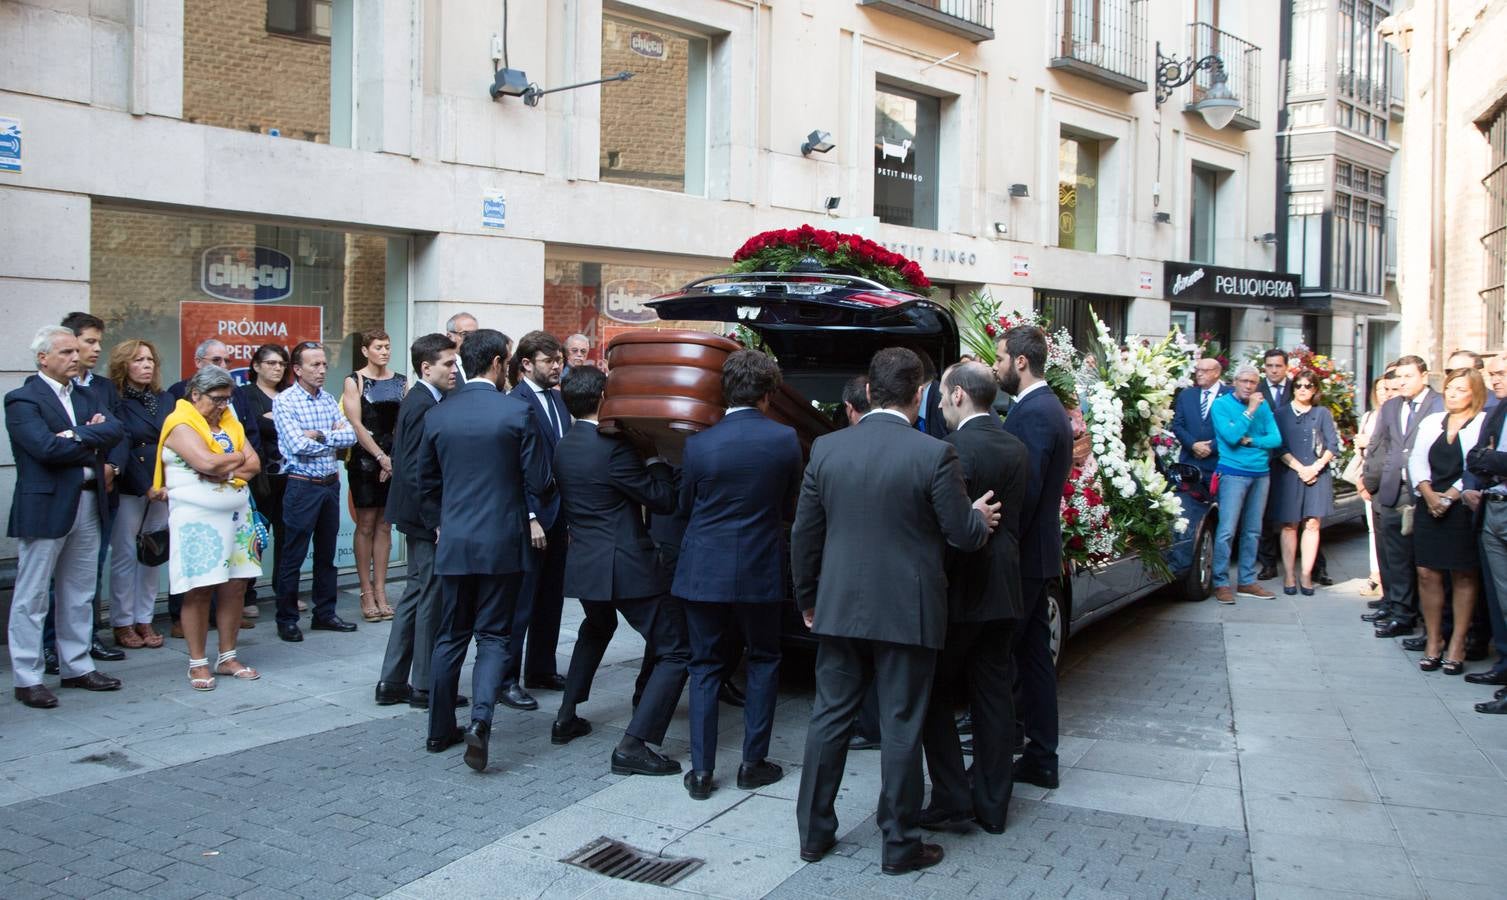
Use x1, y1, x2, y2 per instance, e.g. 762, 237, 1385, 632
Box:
155, 366, 263, 691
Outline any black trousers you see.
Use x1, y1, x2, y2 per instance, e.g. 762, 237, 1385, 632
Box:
796, 636, 935, 866
921, 619, 1017, 828
428, 572, 522, 739
508, 518, 568, 684
1376, 499, 1420, 626
1014, 577, 1059, 769
685, 601, 781, 772
561, 594, 689, 745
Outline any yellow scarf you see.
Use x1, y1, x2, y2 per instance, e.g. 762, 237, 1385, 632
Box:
153, 398, 249, 490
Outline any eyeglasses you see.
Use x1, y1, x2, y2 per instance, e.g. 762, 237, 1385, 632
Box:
200, 356, 229, 366
203, 393, 233, 407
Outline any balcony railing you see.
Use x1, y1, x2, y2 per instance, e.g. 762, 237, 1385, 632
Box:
1187, 22, 1261, 130
1049, 0, 1147, 93
858, 0, 994, 42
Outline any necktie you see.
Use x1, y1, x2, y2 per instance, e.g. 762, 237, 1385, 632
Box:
1273, 383, 1283, 404
544, 390, 562, 439
1200, 389, 1212, 419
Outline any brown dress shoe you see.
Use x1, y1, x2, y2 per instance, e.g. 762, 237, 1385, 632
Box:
1215, 586, 1235, 604
1237, 583, 1276, 599
15, 685, 58, 708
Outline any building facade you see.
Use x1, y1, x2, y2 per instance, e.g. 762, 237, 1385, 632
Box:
0, 0, 1285, 565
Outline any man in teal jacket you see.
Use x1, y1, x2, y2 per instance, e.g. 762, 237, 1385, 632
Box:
1211, 365, 1284, 603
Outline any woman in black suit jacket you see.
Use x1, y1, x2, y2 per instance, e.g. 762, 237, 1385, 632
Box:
105, 339, 172, 650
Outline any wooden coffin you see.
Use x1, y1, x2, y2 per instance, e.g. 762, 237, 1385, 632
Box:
597, 329, 834, 463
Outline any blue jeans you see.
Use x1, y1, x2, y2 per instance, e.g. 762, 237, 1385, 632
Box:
1213, 473, 1270, 588
275, 477, 341, 627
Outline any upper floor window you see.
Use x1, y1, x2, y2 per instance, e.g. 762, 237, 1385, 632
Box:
267, 0, 331, 42
1058, 133, 1100, 252
874, 84, 940, 230
599, 15, 708, 195
1482, 106, 1507, 347
1190, 166, 1220, 263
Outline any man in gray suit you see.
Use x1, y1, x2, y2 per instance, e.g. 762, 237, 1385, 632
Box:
792, 347, 1000, 876
1363, 355, 1441, 638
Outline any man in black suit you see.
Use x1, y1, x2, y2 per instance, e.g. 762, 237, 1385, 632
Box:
549, 366, 690, 777
6, 325, 126, 708
376, 334, 463, 709
793, 347, 1000, 876
919, 361, 1029, 834
1363, 355, 1441, 638
504, 330, 572, 711
916, 353, 949, 438
995, 325, 1074, 791
418, 329, 552, 771
1467, 352, 1507, 703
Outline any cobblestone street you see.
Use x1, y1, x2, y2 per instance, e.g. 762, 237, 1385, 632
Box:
2, 523, 1504, 899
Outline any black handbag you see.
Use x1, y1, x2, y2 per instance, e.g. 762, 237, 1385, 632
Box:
135, 501, 169, 566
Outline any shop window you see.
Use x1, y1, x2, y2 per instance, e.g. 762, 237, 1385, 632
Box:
267, 0, 331, 41
544, 257, 723, 354
600, 15, 708, 195
874, 84, 941, 230
1190, 166, 1219, 264
183, 1, 340, 143
1058, 133, 1100, 252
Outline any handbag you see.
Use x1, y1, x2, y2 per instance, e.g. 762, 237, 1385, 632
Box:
1400, 504, 1415, 536
135, 501, 169, 566
246, 493, 273, 564
1341, 452, 1364, 487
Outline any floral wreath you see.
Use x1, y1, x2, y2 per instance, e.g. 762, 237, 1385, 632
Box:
731, 224, 933, 295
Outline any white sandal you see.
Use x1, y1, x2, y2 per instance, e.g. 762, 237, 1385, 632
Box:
215, 650, 260, 681
188, 657, 216, 691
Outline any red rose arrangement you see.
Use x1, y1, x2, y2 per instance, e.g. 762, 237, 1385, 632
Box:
731, 224, 933, 294
1061, 465, 1116, 567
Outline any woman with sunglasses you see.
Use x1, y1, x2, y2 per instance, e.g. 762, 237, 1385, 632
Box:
1271, 370, 1340, 595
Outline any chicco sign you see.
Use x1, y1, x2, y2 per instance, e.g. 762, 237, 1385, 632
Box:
201, 245, 294, 303
630, 31, 666, 59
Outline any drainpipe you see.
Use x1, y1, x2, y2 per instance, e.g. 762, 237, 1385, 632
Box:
128, 0, 146, 115
1429, 0, 1448, 372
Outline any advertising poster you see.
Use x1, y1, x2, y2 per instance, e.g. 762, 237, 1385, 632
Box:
179, 301, 324, 382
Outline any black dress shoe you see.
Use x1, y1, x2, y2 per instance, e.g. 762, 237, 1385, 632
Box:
974, 816, 1006, 835
277, 623, 304, 642
1374, 620, 1416, 639
43, 647, 59, 676
847, 733, 879, 751
1477, 696, 1507, 714
1013, 760, 1059, 790
611, 744, 681, 776
14, 685, 58, 709
89, 637, 125, 661
426, 727, 463, 753
1466, 667, 1507, 685
882, 843, 944, 876
1257, 567, 1279, 581
463, 720, 490, 771
498, 683, 538, 711
1361, 609, 1389, 623
523, 674, 567, 692
1366, 598, 1385, 609
60, 671, 121, 691
684, 770, 714, 800
374, 681, 412, 705
918, 807, 972, 832
737, 759, 783, 789
1495, 685, 1507, 700
310, 615, 357, 633
552, 716, 592, 745
1402, 635, 1429, 652
718, 682, 747, 708
1314, 573, 1335, 587
955, 711, 974, 735
799, 838, 836, 863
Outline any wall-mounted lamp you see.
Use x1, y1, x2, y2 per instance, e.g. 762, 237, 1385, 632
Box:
1253, 232, 1278, 244
1154, 211, 1173, 224
802, 130, 836, 156
824, 196, 841, 212
1008, 183, 1030, 198
993, 222, 1008, 235
491, 70, 635, 106
1154, 41, 1242, 130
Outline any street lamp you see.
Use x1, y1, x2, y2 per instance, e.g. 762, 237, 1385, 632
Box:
1155, 42, 1242, 131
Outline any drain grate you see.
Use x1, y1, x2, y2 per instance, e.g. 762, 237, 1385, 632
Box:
561, 836, 704, 887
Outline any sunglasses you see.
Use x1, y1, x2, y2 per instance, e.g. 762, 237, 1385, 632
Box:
1294, 383, 1316, 390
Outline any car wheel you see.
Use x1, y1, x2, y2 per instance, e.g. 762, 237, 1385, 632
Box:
1047, 584, 1069, 668
1182, 523, 1215, 602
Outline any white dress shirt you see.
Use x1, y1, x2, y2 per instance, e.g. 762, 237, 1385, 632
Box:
38, 371, 93, 480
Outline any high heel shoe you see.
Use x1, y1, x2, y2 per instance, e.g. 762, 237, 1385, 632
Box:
375, 584, 395, 620
359, 589, 382, 622
1442, 659, 1465, 676
1283, 584, 1298, 596
1299, 582, 1316, 596
1419, 655, 1442, 672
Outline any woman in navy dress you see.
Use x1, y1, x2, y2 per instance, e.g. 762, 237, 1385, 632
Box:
1272, 370, 1339, 595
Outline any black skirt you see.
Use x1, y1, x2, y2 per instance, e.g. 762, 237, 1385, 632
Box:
1412, 500, 1479, 571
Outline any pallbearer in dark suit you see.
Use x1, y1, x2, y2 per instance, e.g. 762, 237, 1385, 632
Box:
376, 334, 461, 710
550, 366, 691, 777
417, 330, 552, 772
792, 347, 1000, 876
920, 361, 1030, 834
504, 331, 572, 710
677, 351, 804, 801
995, 325, 1074, 791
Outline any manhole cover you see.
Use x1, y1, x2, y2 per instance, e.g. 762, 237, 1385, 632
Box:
561, 836, 703, 887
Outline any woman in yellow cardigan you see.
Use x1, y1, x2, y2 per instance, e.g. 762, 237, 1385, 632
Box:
155, 367, 263, 690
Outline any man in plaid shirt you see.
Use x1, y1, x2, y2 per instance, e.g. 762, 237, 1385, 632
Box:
272, 341, 358, 642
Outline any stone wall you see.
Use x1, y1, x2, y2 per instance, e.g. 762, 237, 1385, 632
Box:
599, 16, 690, 191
